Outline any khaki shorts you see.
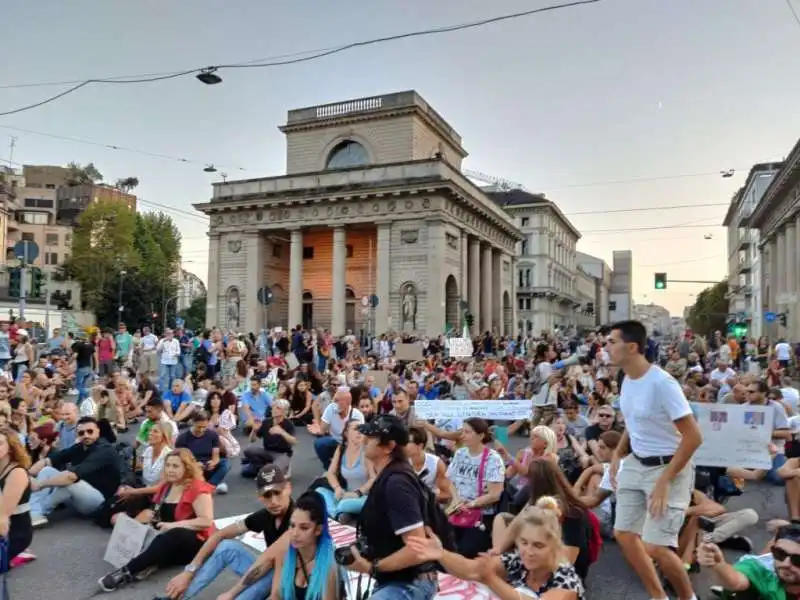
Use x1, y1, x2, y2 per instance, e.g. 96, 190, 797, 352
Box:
614, 455, 693, 547
138, 352, 158, 375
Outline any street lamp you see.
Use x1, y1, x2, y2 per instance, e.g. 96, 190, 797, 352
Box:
196, 67, 223, 85
118, 270, 126, 321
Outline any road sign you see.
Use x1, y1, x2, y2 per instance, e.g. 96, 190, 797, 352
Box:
257, 286, 274, 305
370, 294, 379, 308
765, 311, 777, 323
175, 317, 185, 328
14, 240, 39, 263
361, 295, 370, 307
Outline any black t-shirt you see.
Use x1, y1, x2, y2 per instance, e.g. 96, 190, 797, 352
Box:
244, 502, 294, 547
176, 429, 220, 463
561, 510, 590, 580
50, 439, 121, 500
72, 341, 96, 369
257, 418, 296, 456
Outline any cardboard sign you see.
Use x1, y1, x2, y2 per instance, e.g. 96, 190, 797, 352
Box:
395, 343, 423, 362
414, 400, 532, 421
285, 352, 300, 370
691, 403, 774, 469
104, 514, 157, 568
447, 337, 473, 359
364, 370, 388, 388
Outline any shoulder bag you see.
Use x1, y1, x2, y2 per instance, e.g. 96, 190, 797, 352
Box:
448, 447, 489, 528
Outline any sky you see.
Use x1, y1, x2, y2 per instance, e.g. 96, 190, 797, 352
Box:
2, 0, 800, 316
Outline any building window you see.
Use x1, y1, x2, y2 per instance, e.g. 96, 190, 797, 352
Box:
325, 140, 370, 169
346, 244, 354, 258
45, 233, 59, 246
45, 184, 56, 189
18, 212, 49, 225
272, 244, 282, 258
303, 246, 314, 260
525, 298, 531, 310
521, 217, 529, 227
521, 240, 528, 255
45, 252, 58, 265
65, 234, 72, 246
518, 297, 524, 309
21, 233, 35, 242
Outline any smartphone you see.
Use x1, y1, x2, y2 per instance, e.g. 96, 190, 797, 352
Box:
698, 516, 716, 534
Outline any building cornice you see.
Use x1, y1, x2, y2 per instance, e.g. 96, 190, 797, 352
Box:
750, 141, 800, 230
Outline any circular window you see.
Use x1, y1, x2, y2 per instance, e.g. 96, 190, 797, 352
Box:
325, 140, 370, 169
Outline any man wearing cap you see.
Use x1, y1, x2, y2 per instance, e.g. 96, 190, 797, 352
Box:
342, 414, 437, 600
160, 465, 294, 600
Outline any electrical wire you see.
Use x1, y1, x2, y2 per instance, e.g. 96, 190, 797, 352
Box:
638, 254, 724, 268
0, 0, 601, 117
786, 0, 800, 27
568, 202, 727, 216
580, 219, 722, 235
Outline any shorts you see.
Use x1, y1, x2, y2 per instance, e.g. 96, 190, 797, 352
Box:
532, 405, 556, 426
614, 455, 692, 547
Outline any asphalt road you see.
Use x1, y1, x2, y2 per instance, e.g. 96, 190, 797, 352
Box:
9, 428, 786, 600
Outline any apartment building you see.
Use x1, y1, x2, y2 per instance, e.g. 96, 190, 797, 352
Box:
56, 183, 137, 225
576, 251, 613, 326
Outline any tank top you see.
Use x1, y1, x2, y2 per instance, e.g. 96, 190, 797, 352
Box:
412, 452, 440, 491
340, 448, 369, 492
0, 464, 32, 549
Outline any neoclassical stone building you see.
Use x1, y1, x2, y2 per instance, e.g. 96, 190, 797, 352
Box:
194, 91, 522, 336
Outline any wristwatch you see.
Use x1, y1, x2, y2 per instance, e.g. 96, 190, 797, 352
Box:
184, 564, 198, 574
370, 559, 380, 578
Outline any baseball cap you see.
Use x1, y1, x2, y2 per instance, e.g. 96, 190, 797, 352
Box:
357, 414, 409, 446
255, 465, 288, 494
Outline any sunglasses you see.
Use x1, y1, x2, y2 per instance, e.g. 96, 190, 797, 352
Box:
598, 414, 613, 418
772, 546, 800, 568
77, 429, 97, 437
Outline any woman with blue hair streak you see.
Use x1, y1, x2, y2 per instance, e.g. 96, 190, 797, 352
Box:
272, 490, 342, 600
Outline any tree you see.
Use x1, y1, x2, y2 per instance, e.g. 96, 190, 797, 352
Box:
686, 281, 729, 336
114, 177, 140, 192
65, 162, 103, 186
179, 296, 207, 331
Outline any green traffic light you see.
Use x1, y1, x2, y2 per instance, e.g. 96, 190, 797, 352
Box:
655, 282, 664, 289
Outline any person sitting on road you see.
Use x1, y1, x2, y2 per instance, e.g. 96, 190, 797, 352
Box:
163, 379, 194, 423
406, 425, 450, 502
135, 396, 179, 455
240, 375, 274, 435
0, 427, 33, 561
98, 448, 215, 592
313, 389, 364, 470
28, 416, 121, 528
160, 464, 294, 600
175, 410, 231, 495
243, 398, 296, 477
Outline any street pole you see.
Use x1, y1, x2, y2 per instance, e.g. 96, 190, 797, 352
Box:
118, 270, 126, 322
45, 282, 51, 336
19, 265, 27, 321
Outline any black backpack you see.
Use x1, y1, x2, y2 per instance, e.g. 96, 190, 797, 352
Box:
194, 341, 211, 366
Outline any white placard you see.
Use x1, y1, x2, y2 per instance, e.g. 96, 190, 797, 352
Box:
285, 352, 300, 370
214, 515, 499, 599
414, 399, 532, 421
691, 403, 774, 469
447, 337, 473, 358
104, 514, 157, 568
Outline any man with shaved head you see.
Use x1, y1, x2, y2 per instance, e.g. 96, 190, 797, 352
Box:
313, 386, 365, 469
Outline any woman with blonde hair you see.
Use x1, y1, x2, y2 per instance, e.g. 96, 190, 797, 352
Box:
505, 425, 558, 492
407, 496, 585, 599
99, 448, 215, 592
0, 427, 33, 560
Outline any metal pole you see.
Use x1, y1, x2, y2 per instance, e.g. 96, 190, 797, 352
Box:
19, 266, 27, 320
118, 271, 126, 321
45, 283, 51, 336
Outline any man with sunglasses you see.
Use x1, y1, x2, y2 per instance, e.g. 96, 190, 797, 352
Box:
160, 465, 294, 600
699, 522, 800, 599
27, 416, 121, 527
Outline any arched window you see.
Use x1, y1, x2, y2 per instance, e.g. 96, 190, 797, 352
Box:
302, 291, 313, 301
345, 287, 356, 300
325, 140, 370, 169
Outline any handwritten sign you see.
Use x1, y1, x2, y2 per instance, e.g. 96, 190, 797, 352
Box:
285, 352, 300, 370
414, 400, 532, 421
214, 514, 499, 599
104, 514, 157, 568
447, 337, 473, 359
691, 403, 773, 469
395, 343, 423, 362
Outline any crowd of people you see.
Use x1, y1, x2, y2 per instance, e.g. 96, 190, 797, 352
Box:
1, 318, 799, 599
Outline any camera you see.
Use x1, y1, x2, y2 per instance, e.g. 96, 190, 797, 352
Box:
334, 537, 370, 566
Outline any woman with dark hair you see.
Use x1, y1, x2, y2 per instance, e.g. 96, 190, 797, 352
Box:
492, 457, 592, 580
316, 420, 374, 520
445, 417, 505, 558
271, 491, 340, 600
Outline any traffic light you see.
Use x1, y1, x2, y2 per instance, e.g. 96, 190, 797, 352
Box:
654, 272, 667, 290
31, 268, 44, 298
780, 313, 788, 327
586, 302, 594, 314
465, 312, 474, 328
608, 300, 617, 311
8, 268, 20, 298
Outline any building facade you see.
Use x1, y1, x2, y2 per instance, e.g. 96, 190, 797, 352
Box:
633, 302, 671, 336
609, 250, 633, 322
195, 91, 522, 336
574, 267, 597, 330
489, 190, 581, 334
576, 251, 613, 326
750, 139, 800, 340
56, 183, 137, 225
177, 269, 207, 312
722, 162, 782, 339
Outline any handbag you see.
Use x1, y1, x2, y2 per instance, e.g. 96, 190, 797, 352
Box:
448, 447, 489, 529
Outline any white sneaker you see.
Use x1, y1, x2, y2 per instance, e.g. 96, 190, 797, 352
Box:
215, 483, 229, 495
31, 515, 48, 528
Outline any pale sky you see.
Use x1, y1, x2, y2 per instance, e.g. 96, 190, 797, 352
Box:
3, 0, 800, 316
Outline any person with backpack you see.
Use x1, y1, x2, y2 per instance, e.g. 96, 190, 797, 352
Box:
339, 414, 442, 600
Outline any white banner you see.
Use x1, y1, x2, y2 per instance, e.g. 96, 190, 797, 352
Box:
214, 515, 499, 599
691, 403, 774, 470
447, 337, 473, 358
414, 400, 531, 421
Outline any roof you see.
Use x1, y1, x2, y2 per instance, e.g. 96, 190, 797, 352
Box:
721, 187, 743, 227
750, 139, 800, 229
485, 189, 582, 240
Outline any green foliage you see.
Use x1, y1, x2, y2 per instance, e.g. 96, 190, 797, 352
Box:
65, 162, 103, 185
179, 296, 207, 331
114, 177, 139, 192
686, 281, 729, 336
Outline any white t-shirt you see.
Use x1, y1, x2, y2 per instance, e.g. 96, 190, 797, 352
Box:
776, 342, 792, 361
158, 338, 181, 366
598, 460, 623, 516
321, 404, 364, 442
142, 445, 171, 486
446, 447, 505, 513
783, 387, 800, 413
141, 333, 159, 351
619, 365, 693, 457
532, 362, 555, 407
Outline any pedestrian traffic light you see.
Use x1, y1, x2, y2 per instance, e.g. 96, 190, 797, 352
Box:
31, 268, 44, 298
780, 313, 788, 327
608, 300, 617, 311
586, 302, 594, 314
8, 268, 20, 298
654, 273, 667, 290
465, 312, 474, 328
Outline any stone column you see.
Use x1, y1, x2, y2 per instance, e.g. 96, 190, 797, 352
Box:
375, 223, 391, 333
205, 233, 220, 328
288, 228, 303, 329
777, 228, 786, 308
460, 231, 469, 305
426, 220, 446, 335
244, 231, 264, 334
469, 237, 481, 336
510, 256, 518, 336
788, 222, 798, 340
769, 237, 779, 310
481, 244, 493, 334
331, 226, 347, 335
492, 250, 503, 335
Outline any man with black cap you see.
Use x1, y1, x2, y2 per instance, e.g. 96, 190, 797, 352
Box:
343, 414, 438, 600
159, 465, 294, 600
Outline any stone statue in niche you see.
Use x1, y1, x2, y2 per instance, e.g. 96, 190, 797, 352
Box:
226, 287, 241, 330
400, 283, 417, 331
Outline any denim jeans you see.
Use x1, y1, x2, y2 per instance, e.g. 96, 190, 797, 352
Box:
206, 457, 231, 486
75, 366, 93, 394
316, 488, 367, 518
159, 363, 180, 393
314, 436, 340, 470
370, 578, 437, 600
30, 466, 105, 518
181, 353, 193, 379
184, 539, 272, 600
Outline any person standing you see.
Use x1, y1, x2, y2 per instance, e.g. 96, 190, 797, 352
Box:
608, 320, 703, 600
157, 329, 182, 393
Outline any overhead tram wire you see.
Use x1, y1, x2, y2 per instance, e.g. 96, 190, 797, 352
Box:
0, 0, 602, 117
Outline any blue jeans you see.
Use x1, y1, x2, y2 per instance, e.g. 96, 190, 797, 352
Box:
30, 466, 106, 518
206, 457, 231, 486
316, 488, 367, 517
75, 366, 93, 394
181, 353, 193, 379
184, 539, 272, 600
766, 453, 787, 486
159, 363, 180, 392
314, 436, 340, 470
370, 578, 437, 600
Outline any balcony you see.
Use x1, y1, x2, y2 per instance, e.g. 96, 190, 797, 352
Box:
737, 230, 753, 250
738, 260, 752, 273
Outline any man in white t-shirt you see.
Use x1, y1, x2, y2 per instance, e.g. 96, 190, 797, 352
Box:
775, 338, 792, 370
314, 388, 364, 469
608, 320, 702, 600
531, 343, 556, 425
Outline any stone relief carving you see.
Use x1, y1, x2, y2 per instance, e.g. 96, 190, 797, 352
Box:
446, 233, 458, 249
226, 287, 241, 330
400, 283, 418, 331
400, 230, 419, 244
227, 239, 242, 253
